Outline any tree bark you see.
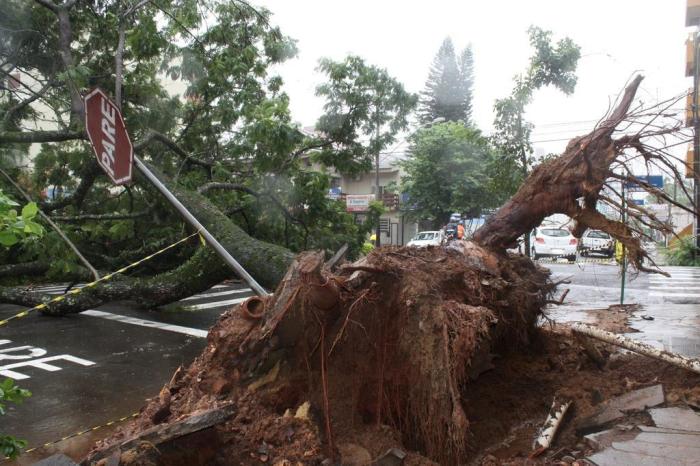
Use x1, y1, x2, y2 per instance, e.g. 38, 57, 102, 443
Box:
473, 75, 657, 272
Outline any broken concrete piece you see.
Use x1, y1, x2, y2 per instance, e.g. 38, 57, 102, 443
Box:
584, 425, 640, 450
32, 454, 80, 466
585, 406, 700, 465
586, 447, 686, 466
649, 407, 700, 432
576, 384, 664, 434
609, 438, 700, 462
372, 448, 407, 466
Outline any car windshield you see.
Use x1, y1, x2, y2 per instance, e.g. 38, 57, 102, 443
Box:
416, 232, 436, 240
587, 230, 610, 239
540, 229, 570, 237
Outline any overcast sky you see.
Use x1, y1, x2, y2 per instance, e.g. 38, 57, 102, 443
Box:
255, 0, 690, 157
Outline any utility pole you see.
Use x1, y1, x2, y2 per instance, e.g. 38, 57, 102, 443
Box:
620, 181, 627, 305
694, 31, 700, 252
374, 106, 382, 248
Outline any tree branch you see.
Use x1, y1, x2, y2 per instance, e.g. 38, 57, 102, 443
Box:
198, 182, 309, 235
0, 129, 84, 144
0, 167, 100, 280
0, 261, 49, 278
51, 211, 149, 222
32, 0, 57, 12
135, 131, 214, 167
1, 79, 54, 129
39, 159, 101, 213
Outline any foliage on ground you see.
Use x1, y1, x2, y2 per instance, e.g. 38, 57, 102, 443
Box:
664, 236, 700, 266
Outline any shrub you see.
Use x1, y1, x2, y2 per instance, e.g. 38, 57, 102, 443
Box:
665, 236, 700, 266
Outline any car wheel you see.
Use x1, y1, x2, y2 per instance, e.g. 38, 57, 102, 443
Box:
567, 255, 576, 263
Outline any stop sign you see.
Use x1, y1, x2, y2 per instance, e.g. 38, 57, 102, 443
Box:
84, 88, 133, 185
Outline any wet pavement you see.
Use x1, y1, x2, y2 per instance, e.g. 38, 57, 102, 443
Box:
0, 282, 254, 464
545, 262, 700, 357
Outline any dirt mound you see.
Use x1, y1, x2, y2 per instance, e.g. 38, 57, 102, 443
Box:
82, 243, 700, 465
85, 243, 554, 465
465, 326, 700, 465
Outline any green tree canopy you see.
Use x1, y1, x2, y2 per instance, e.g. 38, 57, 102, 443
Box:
418, 38, 474, 125
489, 26, 581, 200
314, 55, 417, 175
0, 0, 420, 281
400, 122, 498, 227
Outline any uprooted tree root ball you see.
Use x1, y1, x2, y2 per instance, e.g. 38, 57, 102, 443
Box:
84, 243, 554, 465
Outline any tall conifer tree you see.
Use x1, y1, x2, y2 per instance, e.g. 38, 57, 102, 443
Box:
418, 38, 474, 124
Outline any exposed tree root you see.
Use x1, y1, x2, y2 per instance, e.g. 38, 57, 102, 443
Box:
474, 75, 693, 273
84, 244, 553, 465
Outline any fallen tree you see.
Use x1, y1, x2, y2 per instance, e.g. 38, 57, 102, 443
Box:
0, 161, 294, 313
81, 77, 697, 465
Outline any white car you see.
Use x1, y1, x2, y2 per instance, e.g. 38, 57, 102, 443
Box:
530, 227, 578, 262
407, 231, 444, 248
580, 229, 614, 257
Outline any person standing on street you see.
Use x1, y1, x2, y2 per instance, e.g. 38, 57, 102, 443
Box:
457, 223, 465, 240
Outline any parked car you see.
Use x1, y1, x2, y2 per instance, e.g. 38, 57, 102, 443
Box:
407, 231, 444, 247
530, 227, 578, 262
580, 229, 614, 257
449, 212, 461, 222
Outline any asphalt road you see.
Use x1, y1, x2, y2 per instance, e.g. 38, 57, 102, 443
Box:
1, 259, 698, 464
0, 282, 255, 464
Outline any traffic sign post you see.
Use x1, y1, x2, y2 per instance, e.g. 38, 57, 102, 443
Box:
84, 88, 133, 185
83, 88, 268, 297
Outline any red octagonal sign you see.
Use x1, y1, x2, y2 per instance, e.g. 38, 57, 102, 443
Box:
84, 88, 133, 185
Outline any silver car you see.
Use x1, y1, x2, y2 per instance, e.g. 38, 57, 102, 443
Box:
530, 227, 578, 262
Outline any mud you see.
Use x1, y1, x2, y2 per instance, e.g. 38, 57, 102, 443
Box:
584, 304, 641, 334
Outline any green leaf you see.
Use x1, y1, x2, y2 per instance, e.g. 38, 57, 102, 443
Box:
24, 222, 43, 236
20, 203, 38, 220
0, 232, 18, 247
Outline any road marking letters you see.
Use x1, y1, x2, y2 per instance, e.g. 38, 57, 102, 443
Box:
0, 340, 95, 380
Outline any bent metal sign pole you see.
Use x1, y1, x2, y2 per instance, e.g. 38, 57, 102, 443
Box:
84, 88, 268, 297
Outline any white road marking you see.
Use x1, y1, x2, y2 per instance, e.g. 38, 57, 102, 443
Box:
562, 284, 647, 291
649, 292, 700, 298
181, 289, 251, 301
0, 354, 95, 380
0, 345, 47, 361
649, 286, 700, 290
650, 275, 700, 280
649, 279, 700, 283
184, 297, 249, 310
82, 310, 208, 338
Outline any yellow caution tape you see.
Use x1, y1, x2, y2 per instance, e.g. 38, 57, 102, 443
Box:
0, 231, 200, 327
23, 412, 139, 454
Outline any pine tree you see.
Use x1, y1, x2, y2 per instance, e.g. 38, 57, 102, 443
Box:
458, 45, 474, 125
418, 38, 474, 124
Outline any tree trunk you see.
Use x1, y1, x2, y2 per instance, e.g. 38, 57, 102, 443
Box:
473, 75, 657, 272
0, 164, 295, 314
